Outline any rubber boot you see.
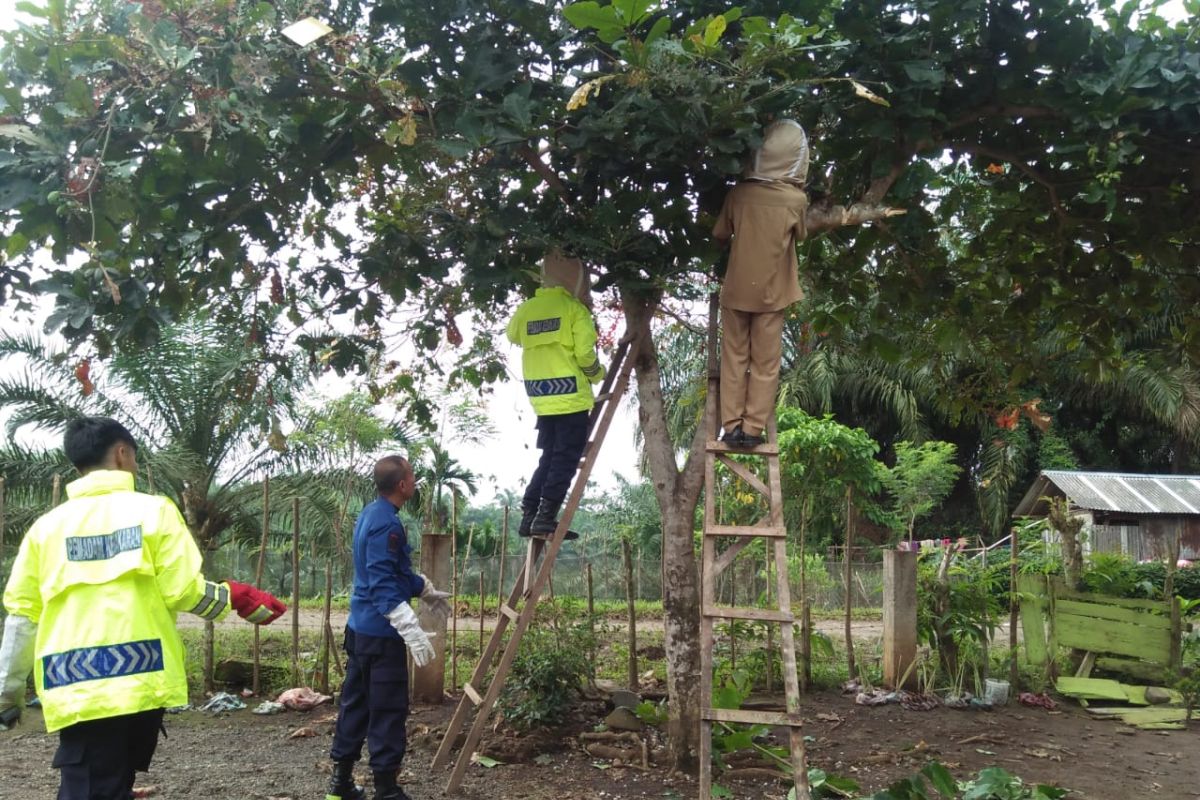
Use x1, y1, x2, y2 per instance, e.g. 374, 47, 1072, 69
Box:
517, 502, 537, 537
373, 770, 412, 800
529, 497, 578, 540
325, 760, 366, 800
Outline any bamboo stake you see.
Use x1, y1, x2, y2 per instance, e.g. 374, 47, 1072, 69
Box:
0, 477, 6, 568
586, 561, 596, 683
291, 496, 300, 687
326, 618, 344, 676
51, 473, 61, 506
451, 513, 459, 690
623, 538, 637, 690
478, 571, 485, 652
844, 486, 856, 680
1009, 527, 1020, 690
765, 545, 774, 694
799, 497, 811, 691
498, 507, 509, 607
321, 560, 333, 694
253, 476, 270, 695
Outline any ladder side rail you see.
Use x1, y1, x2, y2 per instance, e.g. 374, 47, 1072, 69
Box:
443, 338, 640, 791
432, 537, 544, 768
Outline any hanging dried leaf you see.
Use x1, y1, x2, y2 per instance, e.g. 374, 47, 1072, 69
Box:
851, 80, 891, 107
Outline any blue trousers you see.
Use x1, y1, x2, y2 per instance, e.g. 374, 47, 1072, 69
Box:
521, 410, 589, 509
330, 627, 410, 771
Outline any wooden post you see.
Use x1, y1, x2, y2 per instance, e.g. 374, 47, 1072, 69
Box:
764, 546, 774, 694
478, 571, 485, 652
729, 560, 737, 672
321, 560, 333, 694
623, 538, 638, 690
451, 524, 459, 690
1009, 528, 1020, 690
1167, 530, 1182, 672
844, 487, 856, 681
414, 533, 453, 703
586, 561, 596, 683
51, 473, 62, 506
253, 476, 270, 696
883, 550, 918, 689
291, 496, 301, 687
799, 498, 811, 690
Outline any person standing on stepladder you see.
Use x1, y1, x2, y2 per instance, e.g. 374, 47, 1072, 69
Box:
508, 250, 607, 540
0, 416, 287, 800
325, 455, 452, 800
713, 119, 810, 449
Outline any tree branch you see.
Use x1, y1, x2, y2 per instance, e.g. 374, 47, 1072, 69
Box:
805, 199, 907, 236
950, 142, 1070, 226
516, 144, 573, 206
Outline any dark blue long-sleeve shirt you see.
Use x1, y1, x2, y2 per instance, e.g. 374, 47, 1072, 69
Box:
347, 497, 426, 638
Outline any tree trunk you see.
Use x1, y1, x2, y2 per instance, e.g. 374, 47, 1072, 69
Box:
623, 291, 707, 773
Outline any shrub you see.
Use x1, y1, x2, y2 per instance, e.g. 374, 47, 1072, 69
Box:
496, 611, 594, 730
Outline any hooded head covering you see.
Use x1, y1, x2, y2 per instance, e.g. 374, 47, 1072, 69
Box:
743, 119, 809, 186
540, 249, 592, 306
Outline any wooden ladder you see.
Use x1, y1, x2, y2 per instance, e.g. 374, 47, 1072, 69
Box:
432, 332, 640, 793
699, 301, 808, 800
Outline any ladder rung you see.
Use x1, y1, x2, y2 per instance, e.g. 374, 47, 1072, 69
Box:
703, 604, 794, 623
595, 392, 612, 403
706, 440, 779, 455
704, 708, 802, 727
499, 603, 520, 621
463, 682, 483, 706
705, 524, 786, 538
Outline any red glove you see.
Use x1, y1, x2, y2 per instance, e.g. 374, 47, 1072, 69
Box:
226, 581, 287, 625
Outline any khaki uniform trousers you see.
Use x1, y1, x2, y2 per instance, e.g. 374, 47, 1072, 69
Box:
720, 307, 785, 437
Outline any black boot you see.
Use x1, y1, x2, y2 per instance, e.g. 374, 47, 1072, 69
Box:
517, 503, 537, 537
325, 760, 366, 800
372, 770, 412, 800
530, 497, 578, 540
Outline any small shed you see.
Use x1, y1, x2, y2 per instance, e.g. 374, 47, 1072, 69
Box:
1013, 470, 1200, 561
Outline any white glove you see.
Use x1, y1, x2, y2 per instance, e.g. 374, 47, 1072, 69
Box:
0, 615, 36, 728
418, 576, 453, 623
386, 602, 436, 668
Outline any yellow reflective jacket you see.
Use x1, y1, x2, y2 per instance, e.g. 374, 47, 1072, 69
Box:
506, 286, 606, 416
2, 470, 228, 732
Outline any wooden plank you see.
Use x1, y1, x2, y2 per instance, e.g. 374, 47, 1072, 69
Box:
1096, 656, 1169, 683
1055, 613, 1171, 659
715, 453, 770, 498
711, 538, 753, 580
1016, 574, 1049, 666
1055, 598, 1171, 628
499, 603, 520, 621
706, 524, 787, 538
706, 439, 780, 456
1055, 677, 1128, 701
1169, 595, 1182, 673
703, 604, 793, 623
1116, 707, 1189, 724
703, 707, 802, 726
463, 683, 483, 706
1050, 579, 1168, 611
1075, 651, 1096, 678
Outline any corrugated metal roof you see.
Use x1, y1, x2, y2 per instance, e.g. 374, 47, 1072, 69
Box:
1033, 470, 1200, 515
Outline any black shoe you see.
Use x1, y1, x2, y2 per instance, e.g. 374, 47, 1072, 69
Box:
373, 770, 412, 800
517, 504, 537, 537
530, 497, 579, 540
326, 761, 366, 800
738, 431, 765, 448
720, 425, 744, 446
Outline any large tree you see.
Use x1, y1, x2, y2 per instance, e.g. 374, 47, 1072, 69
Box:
3, 0, 1199, 769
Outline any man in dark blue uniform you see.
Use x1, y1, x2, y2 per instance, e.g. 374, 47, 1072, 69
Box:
326, 456, 451, 800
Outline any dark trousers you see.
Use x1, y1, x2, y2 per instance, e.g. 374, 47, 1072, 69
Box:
330, 627, 410, 772
54, 708, 164, 800
521, 410, 589, 509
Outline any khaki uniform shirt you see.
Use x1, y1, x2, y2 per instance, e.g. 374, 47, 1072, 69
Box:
712, 181, 808, 313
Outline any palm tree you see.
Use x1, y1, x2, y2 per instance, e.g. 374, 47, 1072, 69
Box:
414, 441, 478, 535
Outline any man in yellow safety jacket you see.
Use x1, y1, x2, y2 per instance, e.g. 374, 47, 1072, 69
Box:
0, 416, 287, 799
507, 250, 606, 539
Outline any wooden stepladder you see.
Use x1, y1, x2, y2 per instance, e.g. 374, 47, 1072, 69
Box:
699, 301, 808, 800
433, 332, 640, 793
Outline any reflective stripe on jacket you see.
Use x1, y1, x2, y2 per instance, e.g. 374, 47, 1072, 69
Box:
2, 470, 225, 732
506, 286, 606, 416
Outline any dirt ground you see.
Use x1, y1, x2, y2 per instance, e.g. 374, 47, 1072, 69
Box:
4, 688, 1197, 800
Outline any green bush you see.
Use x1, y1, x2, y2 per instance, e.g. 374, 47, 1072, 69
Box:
496, 609, 595, 730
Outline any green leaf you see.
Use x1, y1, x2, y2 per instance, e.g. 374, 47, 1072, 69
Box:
644, 15, 670, 46
14, 1, 49, 17
711, 785, 733, 798
613, 0, 654, 26
471, 753, 502, 768
703, 15, 727, 47
921, 763, 957, 798
0, 179, 41, 211
563, 1, 620, 31
5, 232, 30, 258
0, 124, 55, 151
